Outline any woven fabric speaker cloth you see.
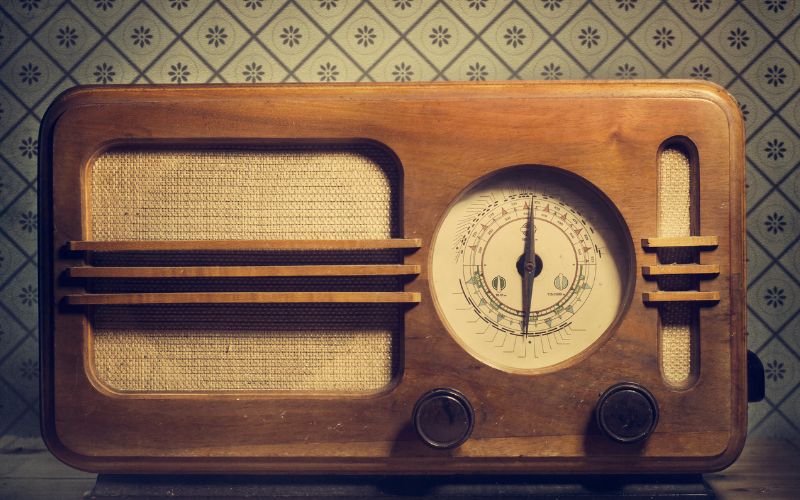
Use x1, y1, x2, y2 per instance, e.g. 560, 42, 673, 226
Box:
90, 146, 399, 240
88, 146, 402, 392
92, 304, 400, 392
657, 148, 695, 387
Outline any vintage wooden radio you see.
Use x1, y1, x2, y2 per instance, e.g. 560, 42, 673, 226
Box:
40, 81, 746, 474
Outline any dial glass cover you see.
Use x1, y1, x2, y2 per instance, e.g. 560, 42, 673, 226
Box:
430, 166, 633, 373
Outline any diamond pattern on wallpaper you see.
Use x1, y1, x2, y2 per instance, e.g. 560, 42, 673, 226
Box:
0, 378, 30, 439
0, 11, 27, 63
728, 79, 772, 137
0, 115, 39, 182
746, 0, 800, 35
749, 265, 800, 332
743, 44, 797, 110
0, 160, 28, 217
226, 0, 287, 32
782, 313, 800, 363
671, 0, 729, 34
485, 2, 549, 71
748, 310, 774, 352
72, 0, 139, 32
332, 1, 400, 71
0, 89, 27, 139
295, 40, 358, 81
556, 3, 625, 72
596, 0, 659, 26
185, 3, 250, 68
748, 394, 773, 432
0, 0, 798, 448
0, 299, 26, 359
258, 3, 326, 73
6, 0, 60, 34
72, 41, 139, 84
517, 40, 588, 80
523, 0, 582, 34
747, 191, 800, 257
33, 77, 76, 117
373, 0, 427, 33
0, 194, 36, 263
34, 4, 103, 71
220, 38, 289, 83
781, 17, 800, 55
450, 0, 505, 33
0, 334, 38, 405
780, 236, 800, 279
107, 2, 173, 70
370, 39, 438, 81
630, 4, 698, 72
152, 0, 212, 33
780, 388, 800, 437
0, 234, 26, 290
746, 160, 773, 213
1, 261, 38, 331
747, 233, 774, 287
593, 41, 661, 80
751, 117, 798, 183
707, 5, 771, 72
668, 42, 736, 84
792, 164, 800, 200
756, 336, 798, 404
443, 39, 513, 81
145, 38, 215, 83
0, 42, 64, 107
780, 90, 800, 136
401, 5, 468, 75
750, 412, 798, 440
302, 0, 362, 33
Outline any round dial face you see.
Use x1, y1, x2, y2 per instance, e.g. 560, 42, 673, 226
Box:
430, 166, 633, 373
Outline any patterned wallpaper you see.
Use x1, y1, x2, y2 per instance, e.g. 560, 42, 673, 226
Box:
0, 0, 797, 451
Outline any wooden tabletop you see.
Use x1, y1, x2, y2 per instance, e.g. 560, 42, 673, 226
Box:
0, 438, 797, 499
705, 438, 800, 499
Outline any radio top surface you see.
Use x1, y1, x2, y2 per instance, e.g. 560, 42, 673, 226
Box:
39, 81, 746, 474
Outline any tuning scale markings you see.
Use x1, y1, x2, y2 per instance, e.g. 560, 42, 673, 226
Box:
431, 167, 630, 372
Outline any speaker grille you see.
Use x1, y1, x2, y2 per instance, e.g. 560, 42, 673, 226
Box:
89, 146, 399, 240
657, 147, 698, 388
92, 304, 400, 392
87, 145, 403, 393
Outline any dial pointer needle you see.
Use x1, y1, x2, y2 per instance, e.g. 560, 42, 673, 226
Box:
522, 196, 536, 336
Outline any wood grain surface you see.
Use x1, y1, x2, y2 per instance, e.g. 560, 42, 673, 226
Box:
642, 264, 720, 277
69, 264, 421, 278
69, 239, 423, 251
40, 81, 746, 474
65, 291, 422, 305
642, 291, 721, 302
641, 236, 720, 248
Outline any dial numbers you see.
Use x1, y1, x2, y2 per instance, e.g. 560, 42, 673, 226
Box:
431, 166, 632, 372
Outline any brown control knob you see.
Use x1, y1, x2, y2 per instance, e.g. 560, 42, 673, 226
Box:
596, 382, 659, 444
412, 388, 474, 449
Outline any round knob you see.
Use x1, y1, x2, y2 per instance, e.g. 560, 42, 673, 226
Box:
412, 388, 474, 449
595, 382, 659, 444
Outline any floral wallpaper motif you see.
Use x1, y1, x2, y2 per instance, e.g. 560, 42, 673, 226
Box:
0, 0, 797, 450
